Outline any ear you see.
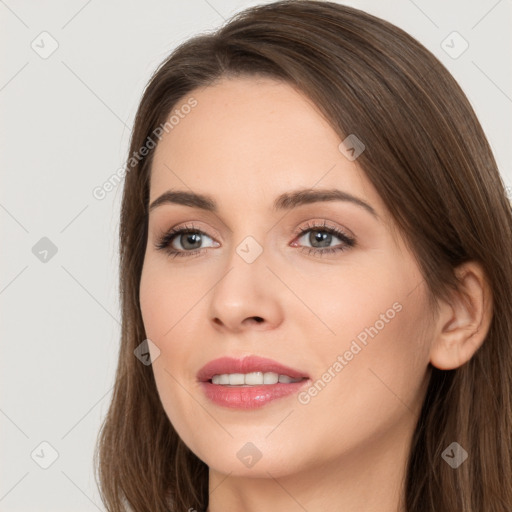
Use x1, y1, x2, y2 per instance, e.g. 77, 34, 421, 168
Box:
429, 261, 493, 370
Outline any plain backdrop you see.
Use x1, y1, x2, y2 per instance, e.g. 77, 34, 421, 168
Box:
1, 0, 511, 510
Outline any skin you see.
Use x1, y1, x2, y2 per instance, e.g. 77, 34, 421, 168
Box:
139, 76, 493, 512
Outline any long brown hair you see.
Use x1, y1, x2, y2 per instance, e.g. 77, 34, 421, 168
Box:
94, 1, 512, 510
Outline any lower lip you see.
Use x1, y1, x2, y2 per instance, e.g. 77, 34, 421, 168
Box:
200, 380, 310, 409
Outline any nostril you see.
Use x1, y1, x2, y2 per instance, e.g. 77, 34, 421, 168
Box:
253, 316, 264, 323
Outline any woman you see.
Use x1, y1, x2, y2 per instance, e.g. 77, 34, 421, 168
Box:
94, 1, 512, 511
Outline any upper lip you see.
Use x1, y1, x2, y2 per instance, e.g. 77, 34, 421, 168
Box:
197, 355, 309, 382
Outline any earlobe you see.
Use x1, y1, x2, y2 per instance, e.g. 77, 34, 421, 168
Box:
429, 261, 493, 371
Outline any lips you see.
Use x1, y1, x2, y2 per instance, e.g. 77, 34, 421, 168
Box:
197, 355, 311, 409
196, 355, 309, 382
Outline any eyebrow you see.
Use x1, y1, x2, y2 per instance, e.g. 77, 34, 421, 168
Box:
148, 188, 378, 219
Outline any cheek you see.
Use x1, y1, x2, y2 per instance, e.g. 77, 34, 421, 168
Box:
297, 249, 431, 409
300, 267, 431, 436
286, 253, 411, 344
139, 256, 200, 341
139, 258, 208, 433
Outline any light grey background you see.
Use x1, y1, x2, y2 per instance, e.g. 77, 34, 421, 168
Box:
1, 0, 511, 510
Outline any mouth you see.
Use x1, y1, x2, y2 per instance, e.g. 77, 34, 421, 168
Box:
197, 355, 310, 409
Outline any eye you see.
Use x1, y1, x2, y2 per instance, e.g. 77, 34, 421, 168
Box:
292, 220, 356, 256
154, 223, 219, 259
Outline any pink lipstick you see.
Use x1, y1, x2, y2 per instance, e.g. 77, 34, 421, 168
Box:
197, 355, 310, 409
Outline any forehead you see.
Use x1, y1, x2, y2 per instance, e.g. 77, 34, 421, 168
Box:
153, 76, 341, 169
149, 76, 387, 221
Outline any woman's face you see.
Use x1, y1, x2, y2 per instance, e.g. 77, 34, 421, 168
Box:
140, 76, 433, 479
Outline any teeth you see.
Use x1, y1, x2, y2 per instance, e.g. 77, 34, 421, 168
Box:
278, 374, 298, 383
211, 372, 303, 386
229, 373, 245, 385
264, 372, 279, 384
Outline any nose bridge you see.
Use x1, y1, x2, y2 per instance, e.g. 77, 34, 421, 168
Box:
220, 207, 270, 269
216, 230, 269, 301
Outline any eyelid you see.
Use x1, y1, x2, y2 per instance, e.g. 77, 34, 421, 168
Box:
155, 220, 221, 242
291, 219, 354, 240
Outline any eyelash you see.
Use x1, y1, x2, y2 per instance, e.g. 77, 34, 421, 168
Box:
154, 220, 356, 259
